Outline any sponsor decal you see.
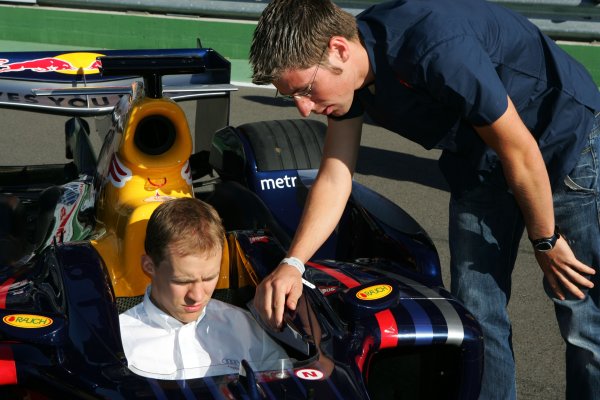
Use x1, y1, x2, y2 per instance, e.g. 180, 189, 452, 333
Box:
222, 358, 240, 371
61, 182, 84, 206
144, 192, 176, 203
356, 284, 393, 301
53, 182, 88, 243
248, 235, 269, 244
0, 91, 117, 109
318, 285, 340, 296
222, 358, 239, 366
295, 368, 324, 380
260, 175, 297, 190
108, 154, 132, 188
3, 314, 53, 329
0, 52, 104, 75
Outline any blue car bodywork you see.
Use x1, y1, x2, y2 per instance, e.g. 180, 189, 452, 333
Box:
0, 47, 482, 399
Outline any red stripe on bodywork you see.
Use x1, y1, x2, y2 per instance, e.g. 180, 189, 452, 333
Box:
375, 310, 399, 349
306, 262, 360, 288
355, 335, 375, 374
0, 277, 15, 309
0, 345, 17, 385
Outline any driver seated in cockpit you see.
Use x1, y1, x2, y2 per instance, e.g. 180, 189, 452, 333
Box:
119, 197, 287, 379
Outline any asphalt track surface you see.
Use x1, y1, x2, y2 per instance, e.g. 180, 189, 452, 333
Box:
1, 85, 565, 399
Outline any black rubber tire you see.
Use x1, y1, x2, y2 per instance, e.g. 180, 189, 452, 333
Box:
237, 119, 326, 171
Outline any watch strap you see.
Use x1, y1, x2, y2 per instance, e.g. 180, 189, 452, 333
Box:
529, 226, 560, 252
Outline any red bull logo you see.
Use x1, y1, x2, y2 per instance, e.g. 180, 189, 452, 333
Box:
0, 52, 104, 75
3, 314, 53, 329
356, 284, 393, 300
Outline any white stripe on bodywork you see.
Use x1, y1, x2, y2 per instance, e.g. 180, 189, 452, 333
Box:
377, 270, 465, 345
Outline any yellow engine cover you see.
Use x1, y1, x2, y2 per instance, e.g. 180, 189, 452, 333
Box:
92, 95, 194, 297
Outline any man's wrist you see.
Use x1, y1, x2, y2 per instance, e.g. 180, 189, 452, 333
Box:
529, 226, 561, 252
280, 257, 305, 275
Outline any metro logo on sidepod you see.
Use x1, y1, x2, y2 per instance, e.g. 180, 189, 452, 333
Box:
3, 314, 53, 328
356, 284, 393, 300
0, 52, 104, 75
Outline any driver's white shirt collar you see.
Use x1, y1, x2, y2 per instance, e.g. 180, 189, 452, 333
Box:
143, 286, 206, 331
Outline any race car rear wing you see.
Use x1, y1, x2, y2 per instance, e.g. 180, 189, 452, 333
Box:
0, 48, 236, 115
0, 48, 237, 152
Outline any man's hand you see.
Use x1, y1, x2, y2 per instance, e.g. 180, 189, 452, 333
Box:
535, 236, 595, 300
474, 97, 596, 301
253, 263, 304, 329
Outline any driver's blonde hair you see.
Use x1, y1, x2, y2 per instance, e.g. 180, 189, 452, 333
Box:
250, 0, 358, 85
144, 198, 224, 266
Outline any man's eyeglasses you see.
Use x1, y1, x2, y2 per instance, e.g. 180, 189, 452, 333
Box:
276, 44, 328, 101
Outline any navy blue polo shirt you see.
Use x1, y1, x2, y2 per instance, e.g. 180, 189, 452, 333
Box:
335, 0, 600, 195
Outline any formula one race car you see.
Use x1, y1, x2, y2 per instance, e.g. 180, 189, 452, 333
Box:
0, 47, 483, 399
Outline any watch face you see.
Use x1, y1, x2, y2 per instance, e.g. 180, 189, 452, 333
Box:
531, 229, 560, 252
534, 241, 553, 252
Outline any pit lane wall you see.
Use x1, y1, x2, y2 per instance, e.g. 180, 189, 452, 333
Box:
0, 0, 598, 85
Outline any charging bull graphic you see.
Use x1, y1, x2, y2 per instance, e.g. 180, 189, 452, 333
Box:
0, 53, 104, 75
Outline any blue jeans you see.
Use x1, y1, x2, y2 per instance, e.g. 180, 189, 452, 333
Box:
449, 112, 600, 400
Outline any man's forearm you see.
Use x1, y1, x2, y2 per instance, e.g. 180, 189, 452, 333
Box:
501, 138, 555, 240
286, 167, 353, 263
286, 116, 362, 263
474, 96, 555, 239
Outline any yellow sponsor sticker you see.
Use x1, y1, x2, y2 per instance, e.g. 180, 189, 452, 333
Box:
3, 314, 53, 329
356, 284, 393, 301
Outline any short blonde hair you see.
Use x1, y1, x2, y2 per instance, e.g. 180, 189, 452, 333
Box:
144, 198, 224, 266
250, 0, 358, 85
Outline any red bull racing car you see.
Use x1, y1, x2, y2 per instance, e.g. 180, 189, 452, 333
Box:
0, 47, 483, 399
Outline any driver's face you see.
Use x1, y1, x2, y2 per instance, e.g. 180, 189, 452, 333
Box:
143, 246, 222, 324
275, 63, 356, 118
